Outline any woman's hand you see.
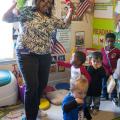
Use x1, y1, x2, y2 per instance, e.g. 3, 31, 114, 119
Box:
2, 0, 17, 21
64, 1, 73, 24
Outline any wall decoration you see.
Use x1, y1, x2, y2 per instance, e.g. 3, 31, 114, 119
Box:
51, 55, 57, 64
94, 3, 113, 19
51, 29, 67, 55
61, 0, 91, 21
75, 31, 85, 47
114, 0, 120, 32
49, 64, 57, 73
58, 55, 65, 72
56, 29, 71, 53
95, 0, 112, 3
92, 18, 114, 49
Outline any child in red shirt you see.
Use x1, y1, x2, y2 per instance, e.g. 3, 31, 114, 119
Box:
57, 51, 91, 84
101, 33, 120, 104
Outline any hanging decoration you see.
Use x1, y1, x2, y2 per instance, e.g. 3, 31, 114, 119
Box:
64, 0, 94, 21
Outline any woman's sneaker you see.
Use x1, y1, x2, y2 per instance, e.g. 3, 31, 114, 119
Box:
37, 110, 47, 118
21, 114, 26, 120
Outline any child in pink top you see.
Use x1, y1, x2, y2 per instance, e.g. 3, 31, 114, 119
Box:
101, 33, 120, 103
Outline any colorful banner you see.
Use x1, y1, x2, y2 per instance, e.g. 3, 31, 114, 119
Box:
93, 18, 114, 49
92, 0, 120, 49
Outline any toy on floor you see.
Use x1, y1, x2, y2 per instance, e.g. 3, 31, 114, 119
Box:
0, 70, 18, 107
46, 89, 69, 105
39, 98, 50, 110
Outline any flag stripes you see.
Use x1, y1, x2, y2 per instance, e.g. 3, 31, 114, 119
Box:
76, 0, 90, 18
50, 30, 66, 55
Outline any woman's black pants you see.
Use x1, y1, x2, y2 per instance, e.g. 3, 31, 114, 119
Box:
16, 53, 51, 120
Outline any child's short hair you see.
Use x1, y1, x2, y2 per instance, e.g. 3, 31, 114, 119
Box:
90, 51, 103, 60
70, 75, 88, 93
105, 33, 116, 40
75, 51, 86, 64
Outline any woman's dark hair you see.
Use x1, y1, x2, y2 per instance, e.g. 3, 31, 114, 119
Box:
91, 51, 103, 60
105, 33, 116, 40
35, 0, 54, 17
75, 51, 86, 64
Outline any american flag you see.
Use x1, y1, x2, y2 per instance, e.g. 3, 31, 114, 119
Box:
76, 0, 90, 18
50, 30, 66, 55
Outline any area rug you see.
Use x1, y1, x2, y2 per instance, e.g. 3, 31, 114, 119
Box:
92, 110, 120, 120
0, 102, 24, 120
113, 117, 120, 120
0, 103, 120, 120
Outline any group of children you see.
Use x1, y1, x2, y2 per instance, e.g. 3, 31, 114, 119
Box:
61, 33, 120, 120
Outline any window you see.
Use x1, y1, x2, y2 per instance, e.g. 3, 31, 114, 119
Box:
0, 0, 14, 61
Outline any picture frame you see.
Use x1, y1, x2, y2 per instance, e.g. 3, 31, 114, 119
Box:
51, 55, 57, 64
49, 64, 57, 73
75, 31, 85, 46
58, 55, 65, 72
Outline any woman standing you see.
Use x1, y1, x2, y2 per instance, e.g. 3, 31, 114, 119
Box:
2, 0, 73, 119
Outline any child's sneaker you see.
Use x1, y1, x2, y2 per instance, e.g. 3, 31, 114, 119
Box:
112, 98, 119, 106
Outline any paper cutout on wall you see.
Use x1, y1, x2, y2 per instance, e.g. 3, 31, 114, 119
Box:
94, 3, 113, 18
61, 0, 92, 21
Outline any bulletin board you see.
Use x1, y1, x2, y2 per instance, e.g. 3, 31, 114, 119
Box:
92, 0, 120, 49
93, 18, 114, 49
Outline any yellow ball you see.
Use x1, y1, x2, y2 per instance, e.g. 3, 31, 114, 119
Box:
39, 98, 50, 110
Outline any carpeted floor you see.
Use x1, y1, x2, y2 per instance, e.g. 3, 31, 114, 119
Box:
0, 100, 120, 120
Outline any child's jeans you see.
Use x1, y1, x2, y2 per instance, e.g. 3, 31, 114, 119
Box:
85, 96, 100, 110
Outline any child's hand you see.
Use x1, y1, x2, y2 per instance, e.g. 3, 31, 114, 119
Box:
75, 98, 83, 104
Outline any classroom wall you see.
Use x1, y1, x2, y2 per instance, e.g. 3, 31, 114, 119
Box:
56, 0, 93, 49
0, 0, 93, 82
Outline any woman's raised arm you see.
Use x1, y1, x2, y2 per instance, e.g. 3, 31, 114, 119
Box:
2, 1, 18, 23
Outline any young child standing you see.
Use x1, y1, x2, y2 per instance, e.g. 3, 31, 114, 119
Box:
101, 33, 120, 103
62, 78, 92, 120
113, 58, 120, 106
57, 51, 91, 84
85, 51, 106, 115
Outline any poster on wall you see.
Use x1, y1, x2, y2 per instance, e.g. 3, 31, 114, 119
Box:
95, 0, 112, 3
94, 3, 113, 18
50, 55, 57, 73
93, 27, 113, 49
56, 29, 71, 53
49, 64, 57, 73
61, 1, 84, 21
58, 55, 65, 72
51, 55, 57, 64
75, 31, 85, 47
